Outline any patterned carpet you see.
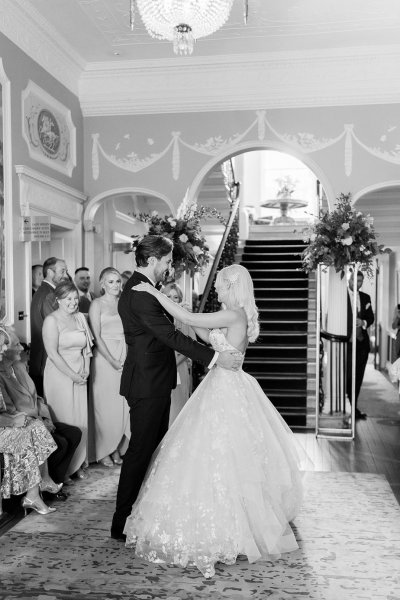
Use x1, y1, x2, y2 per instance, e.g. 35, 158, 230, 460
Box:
1, 466, 400, 600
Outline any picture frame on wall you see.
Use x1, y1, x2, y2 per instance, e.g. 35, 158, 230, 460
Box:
22, 80, 76, 177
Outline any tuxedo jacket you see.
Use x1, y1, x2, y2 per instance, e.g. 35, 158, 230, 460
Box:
118, 271, 214, 399
78, 291, 95, 314
30, 281, 58, 376
347, 290, 374, 350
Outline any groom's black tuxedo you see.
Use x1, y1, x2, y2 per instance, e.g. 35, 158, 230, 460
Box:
112, 270, 215, 537
119, 271, 213, 398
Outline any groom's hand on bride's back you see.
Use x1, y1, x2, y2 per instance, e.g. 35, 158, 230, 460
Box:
216, 351, 243, 371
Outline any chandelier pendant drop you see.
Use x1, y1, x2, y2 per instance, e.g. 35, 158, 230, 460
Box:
131, 0, 236, 56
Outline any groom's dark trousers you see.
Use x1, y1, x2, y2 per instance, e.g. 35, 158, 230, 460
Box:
111, 271, 215, 537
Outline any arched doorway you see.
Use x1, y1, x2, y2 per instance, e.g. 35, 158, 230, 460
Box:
83, 188, 173, 292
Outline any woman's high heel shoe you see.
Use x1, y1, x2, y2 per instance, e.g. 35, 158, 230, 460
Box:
111, 452, 123, 466
99, 456, 114, 468
39, 481, 63, 494
21, 496, 57, 516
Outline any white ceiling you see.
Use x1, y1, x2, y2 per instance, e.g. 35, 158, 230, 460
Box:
12, 0, 400, 64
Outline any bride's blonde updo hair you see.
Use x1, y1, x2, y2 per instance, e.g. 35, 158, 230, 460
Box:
215, 264, 260, 342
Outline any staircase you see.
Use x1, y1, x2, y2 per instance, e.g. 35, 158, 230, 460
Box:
240, 238, 311, 428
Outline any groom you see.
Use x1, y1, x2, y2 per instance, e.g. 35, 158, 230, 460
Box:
111, 235, 242, 540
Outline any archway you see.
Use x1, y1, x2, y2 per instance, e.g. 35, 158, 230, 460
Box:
187, 140, 335, 211
83, 187, 173, 284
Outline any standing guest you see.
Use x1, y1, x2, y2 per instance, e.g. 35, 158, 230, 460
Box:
31, 264, 43, 296
391, 304, 400, 359
0, 327, 57, 516
88, 268, 129, 467
346, 271, 374, 420
74, 267, 96, 314
162, 282, 196, 426
43, 281, 93, 480
0, 327, 81, 493
121, 271, 133, 290
30, 257, 69, 396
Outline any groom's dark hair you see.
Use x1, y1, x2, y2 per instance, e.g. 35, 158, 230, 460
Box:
135, 235, 173, 267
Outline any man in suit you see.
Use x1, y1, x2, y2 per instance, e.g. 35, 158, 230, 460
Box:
74, 267, 95, 314
347, 271, 374, 420
30, 257, 69, 396
31, 264, 43, 297
111, 235, 242, 541
0, 327, 82, 496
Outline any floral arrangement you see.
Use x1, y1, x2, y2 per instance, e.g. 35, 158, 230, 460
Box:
129, 206, 226, 278
276, 175, 297, 199
301, 193, 390, 276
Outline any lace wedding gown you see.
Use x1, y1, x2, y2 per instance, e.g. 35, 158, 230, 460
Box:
124, 329, 304, 578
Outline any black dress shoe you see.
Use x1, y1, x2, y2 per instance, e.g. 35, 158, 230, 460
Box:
42, 491, 69, 502
111, 529, 126, 542
355, 409, 367, 420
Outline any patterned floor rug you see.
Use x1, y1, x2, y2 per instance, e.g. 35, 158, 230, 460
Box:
1, 467, 399, 600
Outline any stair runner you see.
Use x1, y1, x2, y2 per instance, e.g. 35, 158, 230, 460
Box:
240, 239, 309, 428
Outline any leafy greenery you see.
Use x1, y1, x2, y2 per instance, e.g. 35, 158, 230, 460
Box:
301, 193, 390, 277
130, 206, 226, 278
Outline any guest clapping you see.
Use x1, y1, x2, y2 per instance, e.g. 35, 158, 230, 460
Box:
43, 281, 93, 480
0, 328, 57, 515
88, 268, 129, 467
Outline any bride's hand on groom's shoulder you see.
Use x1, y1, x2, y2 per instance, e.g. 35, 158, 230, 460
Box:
132, 282, 154, 295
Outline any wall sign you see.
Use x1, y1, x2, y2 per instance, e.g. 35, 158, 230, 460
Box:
22, 81, 76, 177
19, 215, 51, 242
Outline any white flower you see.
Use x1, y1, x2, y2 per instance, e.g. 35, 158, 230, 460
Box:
364, 250, 372, 255
310, 233, 317, 242
192, 245, 202, 256
179, 233, 188, 243
167, 218, 177, 227
341, 223, 350, 231
151, 210, 158, 217
359, 245, 365, 251
341, 236, 353, 246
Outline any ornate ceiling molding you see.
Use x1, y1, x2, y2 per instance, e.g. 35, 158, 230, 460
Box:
0, 0, 85, 95
80, 46, 400, 116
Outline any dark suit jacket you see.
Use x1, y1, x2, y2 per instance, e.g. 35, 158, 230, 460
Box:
118, 271, 214, 399
30, 281, 58, 376
347, 290, 374, 351
78, 291, 95, 314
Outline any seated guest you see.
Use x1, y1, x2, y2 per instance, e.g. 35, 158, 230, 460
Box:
0, 326, 82, 492
0, 328, 57, 516
43, 281, 93, 480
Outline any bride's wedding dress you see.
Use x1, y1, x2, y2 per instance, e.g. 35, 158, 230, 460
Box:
124, 329, 304, 578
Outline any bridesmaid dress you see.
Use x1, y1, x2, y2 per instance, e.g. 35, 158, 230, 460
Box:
44, 313, 92, 476
89, 312, 130, 462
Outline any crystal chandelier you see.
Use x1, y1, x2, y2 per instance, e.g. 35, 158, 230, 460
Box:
130, 0, 238, 56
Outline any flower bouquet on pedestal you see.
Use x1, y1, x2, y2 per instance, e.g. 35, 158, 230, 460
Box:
301, 193, 390, 277
129, 206, 226, 279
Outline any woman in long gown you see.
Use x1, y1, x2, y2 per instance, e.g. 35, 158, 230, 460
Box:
43, 281, 93, 480
0, 327, 57, 515
124, 265, 304, 578
161, 282, 196, 426
88, 268, 129, 467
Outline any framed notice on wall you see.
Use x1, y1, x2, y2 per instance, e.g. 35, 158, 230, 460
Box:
22, 81, 76, 177
19, 216, 51, 242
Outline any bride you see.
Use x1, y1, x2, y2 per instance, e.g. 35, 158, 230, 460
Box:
124, 264, 304, 578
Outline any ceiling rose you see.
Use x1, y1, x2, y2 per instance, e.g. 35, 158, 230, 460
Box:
131, 0, 237, 56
